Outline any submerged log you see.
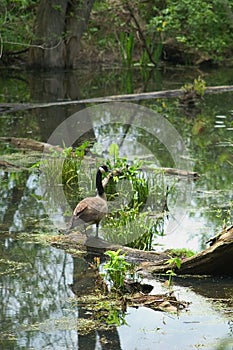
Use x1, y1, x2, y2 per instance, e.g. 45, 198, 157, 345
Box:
1, 85, 233, 114
160, 167, 200, 178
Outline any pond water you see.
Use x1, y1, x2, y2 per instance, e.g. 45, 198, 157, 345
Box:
0, 65, 233, 349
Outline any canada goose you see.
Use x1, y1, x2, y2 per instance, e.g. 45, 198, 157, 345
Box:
68, 165, 109, 237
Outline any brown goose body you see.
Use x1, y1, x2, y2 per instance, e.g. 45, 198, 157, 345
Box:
69, 165, 108, 237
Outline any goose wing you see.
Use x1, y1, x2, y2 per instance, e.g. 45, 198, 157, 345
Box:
73, 197, 108, 217
73, 199, 88, 217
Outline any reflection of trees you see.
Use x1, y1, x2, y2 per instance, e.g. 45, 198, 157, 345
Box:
0, 171, 28, 231
71, 256, 121, 350
0, 239, 75, 349
0, 171, 50, 233
149, 97, 233, 236
28, 71, 96, 145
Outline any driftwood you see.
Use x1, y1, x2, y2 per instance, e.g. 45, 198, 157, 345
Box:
1, 85, 233, 114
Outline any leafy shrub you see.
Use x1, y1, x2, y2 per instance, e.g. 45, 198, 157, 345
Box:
148, 0, 233, 62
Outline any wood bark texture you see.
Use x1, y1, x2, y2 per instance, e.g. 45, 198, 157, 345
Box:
28, 0, 94, 68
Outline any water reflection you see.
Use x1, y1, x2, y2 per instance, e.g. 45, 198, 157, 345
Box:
0, 66, 233, 349
0, 238, 75, 349
1, 237, 232, 350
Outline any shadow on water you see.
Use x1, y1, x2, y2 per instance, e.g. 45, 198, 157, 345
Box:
0, 66, 233, 349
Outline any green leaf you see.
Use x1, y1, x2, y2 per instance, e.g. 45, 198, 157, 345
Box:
108, 143, 119, 161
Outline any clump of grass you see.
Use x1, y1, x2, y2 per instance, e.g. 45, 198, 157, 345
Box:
181, 76, 206, 99
166, 248, 195, 259
62, 141, 90, 189
103, 203, 164, 250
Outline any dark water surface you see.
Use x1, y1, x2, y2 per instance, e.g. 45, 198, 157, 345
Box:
0, 66, 233, 349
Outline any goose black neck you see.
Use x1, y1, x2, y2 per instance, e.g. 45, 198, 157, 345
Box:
96, 169, 104, 196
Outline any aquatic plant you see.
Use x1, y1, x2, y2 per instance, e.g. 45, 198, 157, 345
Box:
167, 248, 195, 259
105, 150, 149, 208
165, 257, 182, 289
101, 145, 167, 249
62, 141, 90, 188
182, 76, 206, 97
103, 249, 133, 292
103, 204, 164, 250
119, 32, 134, 67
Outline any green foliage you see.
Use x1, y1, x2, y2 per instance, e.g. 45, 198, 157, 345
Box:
119, 32, 135, 67
2, 0, 233, 65
102, 146, 167, 250
214, 206, 232, 228
103, 249, 133, 292
108, 143, 119, 164
182, 76, 206, 97
62, 141, 90, 189
38, 142, 90, 213
40, 142, 90, 191
167, 248, 195, 259
103, 203, 163, 250
105, 307, 127, 326
106, 155, 149, 208
0, 0, 36, 56
148, 0, 233, 62
165, 257, 182, 288
166, 257, 182, 269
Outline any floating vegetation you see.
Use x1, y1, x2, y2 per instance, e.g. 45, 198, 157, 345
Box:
71, 292, 128, 329
0, 332, 16, 341
0, 258, 30, 276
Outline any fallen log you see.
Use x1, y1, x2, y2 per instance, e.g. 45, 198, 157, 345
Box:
1, 85, 233, 114
138, 225, 233, 277
45, 224, 233, 277
160, 167, 199, 178
1, 137, 199, 178
0, 137, 63, 153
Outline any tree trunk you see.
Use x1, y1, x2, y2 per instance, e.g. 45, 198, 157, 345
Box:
28, 0, 94, 69
65, 0, 95, 68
